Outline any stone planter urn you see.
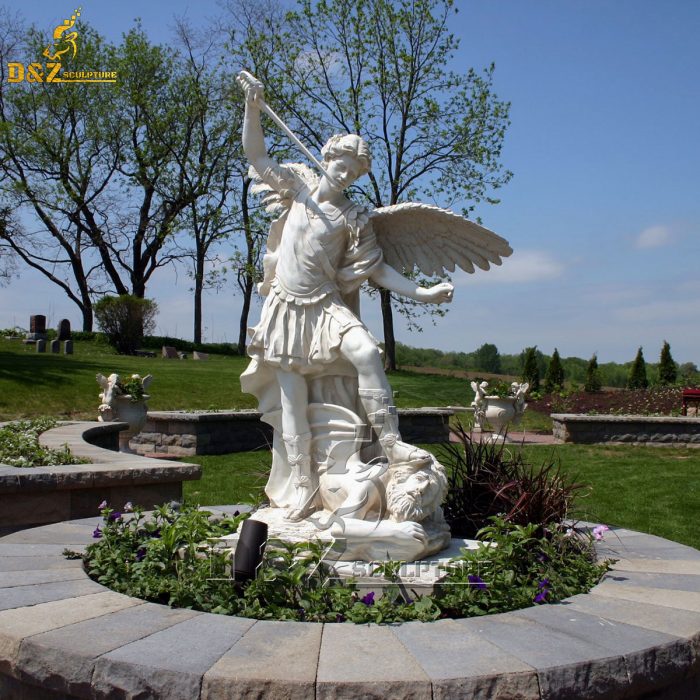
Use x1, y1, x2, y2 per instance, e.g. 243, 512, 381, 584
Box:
97, 373, 153, 453
471, 380, 529, 443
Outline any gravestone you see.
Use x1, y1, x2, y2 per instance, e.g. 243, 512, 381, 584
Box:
26, 314, 47, 342
36, 339, 46, 353
193, 351, 209, 361
162, 346, 179, 359
57, 319, 71, 341
64, 340, 73, 355
50, 339, 60, 353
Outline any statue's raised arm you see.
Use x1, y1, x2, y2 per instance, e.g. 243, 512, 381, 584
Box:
236, 72, 274, 176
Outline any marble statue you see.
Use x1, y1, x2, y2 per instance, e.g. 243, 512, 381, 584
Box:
237, 71, 512, 561
471, 380, 529, 442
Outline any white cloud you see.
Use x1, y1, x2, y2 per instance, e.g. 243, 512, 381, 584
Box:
613, 298, 700, 323
452, 250, 565, 286
635, 225, 672, 249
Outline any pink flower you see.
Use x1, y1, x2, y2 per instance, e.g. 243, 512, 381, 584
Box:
124, 502, 133, 512
98, 500, 107, 510
592, 525, 609, 541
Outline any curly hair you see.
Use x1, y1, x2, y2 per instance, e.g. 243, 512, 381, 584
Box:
321, 134, 372, 176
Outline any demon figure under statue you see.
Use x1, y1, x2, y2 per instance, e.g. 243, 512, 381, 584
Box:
237, 72, 512, 562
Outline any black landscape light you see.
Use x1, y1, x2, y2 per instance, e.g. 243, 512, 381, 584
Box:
233, 518, 268, 584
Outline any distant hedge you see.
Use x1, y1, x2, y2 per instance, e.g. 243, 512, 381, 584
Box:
140, 335, 239, 357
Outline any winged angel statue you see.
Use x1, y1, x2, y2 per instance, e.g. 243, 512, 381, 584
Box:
237, 72, 512, 561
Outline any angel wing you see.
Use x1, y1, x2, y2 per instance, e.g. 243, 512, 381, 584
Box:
369, 202, 512, 277
249, 163, 320, 217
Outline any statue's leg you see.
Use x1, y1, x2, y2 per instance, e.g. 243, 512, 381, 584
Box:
339, 328, 430, 467
276, 370, 316, 521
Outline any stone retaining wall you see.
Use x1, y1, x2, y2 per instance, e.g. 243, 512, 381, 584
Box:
131, 408, 454, 456
1, 517, 699, 698
551, 413, 700, 445
0, 422, 201, 533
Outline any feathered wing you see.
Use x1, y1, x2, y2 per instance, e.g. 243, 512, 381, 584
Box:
369, 202, 512, 277
249, 163, 320, 217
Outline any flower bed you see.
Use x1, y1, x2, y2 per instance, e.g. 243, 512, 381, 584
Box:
0, 417, 88, 467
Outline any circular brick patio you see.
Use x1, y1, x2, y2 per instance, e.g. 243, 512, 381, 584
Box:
1, 516, 699, 698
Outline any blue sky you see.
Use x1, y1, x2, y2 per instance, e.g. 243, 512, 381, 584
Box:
1, 0, 699, 364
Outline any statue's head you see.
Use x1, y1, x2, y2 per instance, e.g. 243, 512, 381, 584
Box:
321, 134, 372, 177
386, 459, 447, 523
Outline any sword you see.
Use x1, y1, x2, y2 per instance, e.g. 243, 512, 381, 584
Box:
236, 70, 342, 189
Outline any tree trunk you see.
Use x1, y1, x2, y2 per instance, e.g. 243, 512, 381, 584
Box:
193, 254, 204, 345
237, 177, 253, 357
380, 288, 397, 371
238, 276, 253, 356
81, 304, 93, 332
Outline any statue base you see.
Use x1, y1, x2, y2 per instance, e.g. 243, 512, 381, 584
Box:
219, 505, 452, 564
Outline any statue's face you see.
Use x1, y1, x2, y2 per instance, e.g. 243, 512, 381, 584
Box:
386, 469, 442, 523
325, 153, 362, 189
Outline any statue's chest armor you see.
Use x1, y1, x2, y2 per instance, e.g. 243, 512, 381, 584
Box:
285, 199, 349, 264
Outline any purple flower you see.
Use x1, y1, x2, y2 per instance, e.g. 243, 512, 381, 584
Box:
92, 526, 102, 539
360, 591, 375, 606
468, 574, 487, 590
98, 500, 107, 510
538, 578, 550, 589
537, 552, 549, 563
534, 589, 548, 604
135, 547, 146, 562
335, 613, 346, 623
592, 525, 609, 541
124, 502, 134, 512
109, 512, 122, 521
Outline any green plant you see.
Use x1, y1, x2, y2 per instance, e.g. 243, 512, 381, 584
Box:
627, 347, 649, 389
658, 341, 677, 385
482, 379, 516, 398
80, 501, 609, 623
584, 354, 602, 393
439, 423, 584, 538
544, 348, 565, 394
116, 374, 148, 402
437, 517, 611, 616
0, 418, 89, 467
521, 346, 541, 393
94, 295, 158, 355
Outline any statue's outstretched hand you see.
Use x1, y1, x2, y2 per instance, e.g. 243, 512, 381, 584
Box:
236, 70, 265, 106
416, 282, 454, 304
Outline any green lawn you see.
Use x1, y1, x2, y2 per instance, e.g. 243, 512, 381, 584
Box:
522, 444, 700, 549
4, 336, 698, 550
184, 443, 700, 550
0, 337, 482, 420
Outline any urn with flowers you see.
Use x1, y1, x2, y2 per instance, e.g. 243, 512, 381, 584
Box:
97, 372, 153, 453
470, 380, 529, 443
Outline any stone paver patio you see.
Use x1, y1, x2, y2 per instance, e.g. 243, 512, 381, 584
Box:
1, 515, 699, 699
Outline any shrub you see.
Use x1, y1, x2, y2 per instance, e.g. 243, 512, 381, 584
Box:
544, 348, 565, 394
140, 336, 239, 356
521, 346, 541, 392
658, 341, 677, 385
439, 424, 584, 538
627, 347, 649, 389
584, 354, 602, 393
94, 295, 158, 355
